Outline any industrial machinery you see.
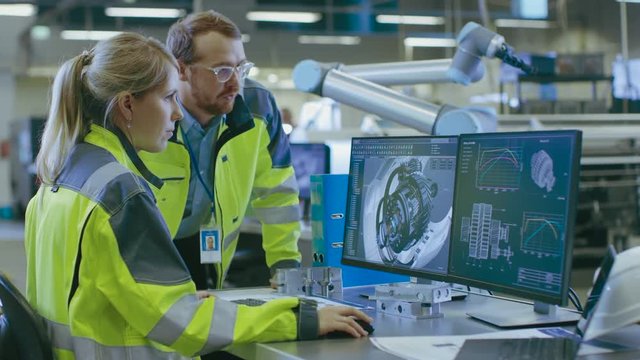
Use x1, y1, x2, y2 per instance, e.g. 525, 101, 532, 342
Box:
293, 21, 535, 136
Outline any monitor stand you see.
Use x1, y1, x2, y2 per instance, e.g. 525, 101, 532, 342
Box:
467, 300, 581, 328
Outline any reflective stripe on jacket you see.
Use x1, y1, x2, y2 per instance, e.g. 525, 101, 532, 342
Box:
141, 84, 302, 287
25, 124, 316, 359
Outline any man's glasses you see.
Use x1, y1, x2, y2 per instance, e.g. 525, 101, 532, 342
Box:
197, 62, 255, 83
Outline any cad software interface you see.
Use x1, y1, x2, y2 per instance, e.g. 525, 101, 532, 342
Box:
342, 136, 458, 277
449, 131, 580, 301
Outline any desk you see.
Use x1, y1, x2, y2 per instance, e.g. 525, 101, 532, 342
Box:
220, 286, 640, 360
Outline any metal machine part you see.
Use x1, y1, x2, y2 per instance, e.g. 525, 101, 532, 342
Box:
372, 282, 452, 319
274, 267, 343, 300
376, 159, 437, 265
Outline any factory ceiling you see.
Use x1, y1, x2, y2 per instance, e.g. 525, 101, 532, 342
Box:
5, 0, 640, 71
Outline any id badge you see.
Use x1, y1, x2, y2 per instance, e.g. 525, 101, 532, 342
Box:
200, 214, 221, 264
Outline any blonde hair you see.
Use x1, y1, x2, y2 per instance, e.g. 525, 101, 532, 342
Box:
36, 32, 178, 184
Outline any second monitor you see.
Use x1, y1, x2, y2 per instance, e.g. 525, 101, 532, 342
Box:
449, 130, 582, 327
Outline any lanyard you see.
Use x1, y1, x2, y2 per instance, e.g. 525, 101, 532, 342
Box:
180, 125, 215, 213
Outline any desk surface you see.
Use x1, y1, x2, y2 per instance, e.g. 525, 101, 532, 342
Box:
220, 286, 640, 360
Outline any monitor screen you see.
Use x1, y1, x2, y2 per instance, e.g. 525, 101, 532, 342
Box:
290, 143, 331, 199
341, 136, 459, 280
448, 130, 582, 305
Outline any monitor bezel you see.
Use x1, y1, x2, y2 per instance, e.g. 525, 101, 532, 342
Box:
340, 135, 459, 283
447, 129, 582, 306
290, 142, 331, 199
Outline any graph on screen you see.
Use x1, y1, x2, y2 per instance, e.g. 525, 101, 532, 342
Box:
476, 146, 524, 191
521, 212, 565, 256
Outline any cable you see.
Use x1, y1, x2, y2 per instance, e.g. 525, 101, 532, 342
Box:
568, 287, 584, 312
495, 43, 538, 75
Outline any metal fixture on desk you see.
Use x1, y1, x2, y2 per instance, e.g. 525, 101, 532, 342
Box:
371, 282, 452, 319
274, 267, 343, 300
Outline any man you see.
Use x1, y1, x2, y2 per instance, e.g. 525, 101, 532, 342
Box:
143, 10, 301, 290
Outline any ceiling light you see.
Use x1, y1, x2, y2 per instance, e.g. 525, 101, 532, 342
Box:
27, 66, 58, 78
105, 7, 186, 18
376, 15, 445, 25
267, 74, 279, 84
246, 11, 321, 23
495, 19, 555, 28
616, 0, 640, 2
404, 37, 456, 48
31, 25, 50, 40
0, 4, 36, 17
61, 30, 123, 41
298, 35, 361, 45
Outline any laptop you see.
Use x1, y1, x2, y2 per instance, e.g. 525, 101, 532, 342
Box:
454, 244, 617, 360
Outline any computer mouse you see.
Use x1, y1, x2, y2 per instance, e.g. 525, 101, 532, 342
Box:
323, 319, 375, 339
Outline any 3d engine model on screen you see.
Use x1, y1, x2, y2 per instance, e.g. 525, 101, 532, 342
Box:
531, 150, 556, 192
376, 158, 437, 265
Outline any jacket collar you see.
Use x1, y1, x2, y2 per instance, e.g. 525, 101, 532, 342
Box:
225, 95, 255, 131
84, 124, 164, 189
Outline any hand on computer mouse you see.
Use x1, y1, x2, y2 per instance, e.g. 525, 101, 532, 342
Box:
317, 306, 374, 338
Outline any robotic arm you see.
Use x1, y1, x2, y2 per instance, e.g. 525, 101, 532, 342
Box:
292, 22, 535, 135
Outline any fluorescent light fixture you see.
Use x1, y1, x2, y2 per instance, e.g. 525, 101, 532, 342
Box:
61, 30, 123, 41
0, 4, 36, 17
376, 15, 444, 25
246, 11, 321, 23
512, 0, 548, 18
495, 19, 554, 28
31, 25, 51, 40
617, 0, 640, 2
105, 7, 186, 18
27, 66, 59, 78
298, 35, 361, 45
404, 37, 456, 48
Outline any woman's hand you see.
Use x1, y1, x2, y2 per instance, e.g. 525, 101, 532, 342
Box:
317, 306, 373, 338
196, 290, 211, 300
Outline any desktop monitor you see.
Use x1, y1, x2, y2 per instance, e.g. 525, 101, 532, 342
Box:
341, 136, 459, 281
290, 143, 331, 200
448, 130, 582, 327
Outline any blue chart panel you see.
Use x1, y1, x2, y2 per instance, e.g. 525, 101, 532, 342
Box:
521, 212, 565, 256
476, 146, 523, 191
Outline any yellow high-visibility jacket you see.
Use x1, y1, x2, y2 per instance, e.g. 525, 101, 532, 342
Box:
25, 124, 317, 360
141, 86, 302, 288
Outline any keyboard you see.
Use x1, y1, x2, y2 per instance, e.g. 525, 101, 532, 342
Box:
231, 298, 267, 307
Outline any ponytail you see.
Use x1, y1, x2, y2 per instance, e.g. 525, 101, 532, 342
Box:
36, 52, 91, 184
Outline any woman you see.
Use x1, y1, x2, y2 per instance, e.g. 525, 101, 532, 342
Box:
24, 32, 372, 360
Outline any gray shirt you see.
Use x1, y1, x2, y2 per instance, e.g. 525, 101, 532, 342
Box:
175, 103, 224, 239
